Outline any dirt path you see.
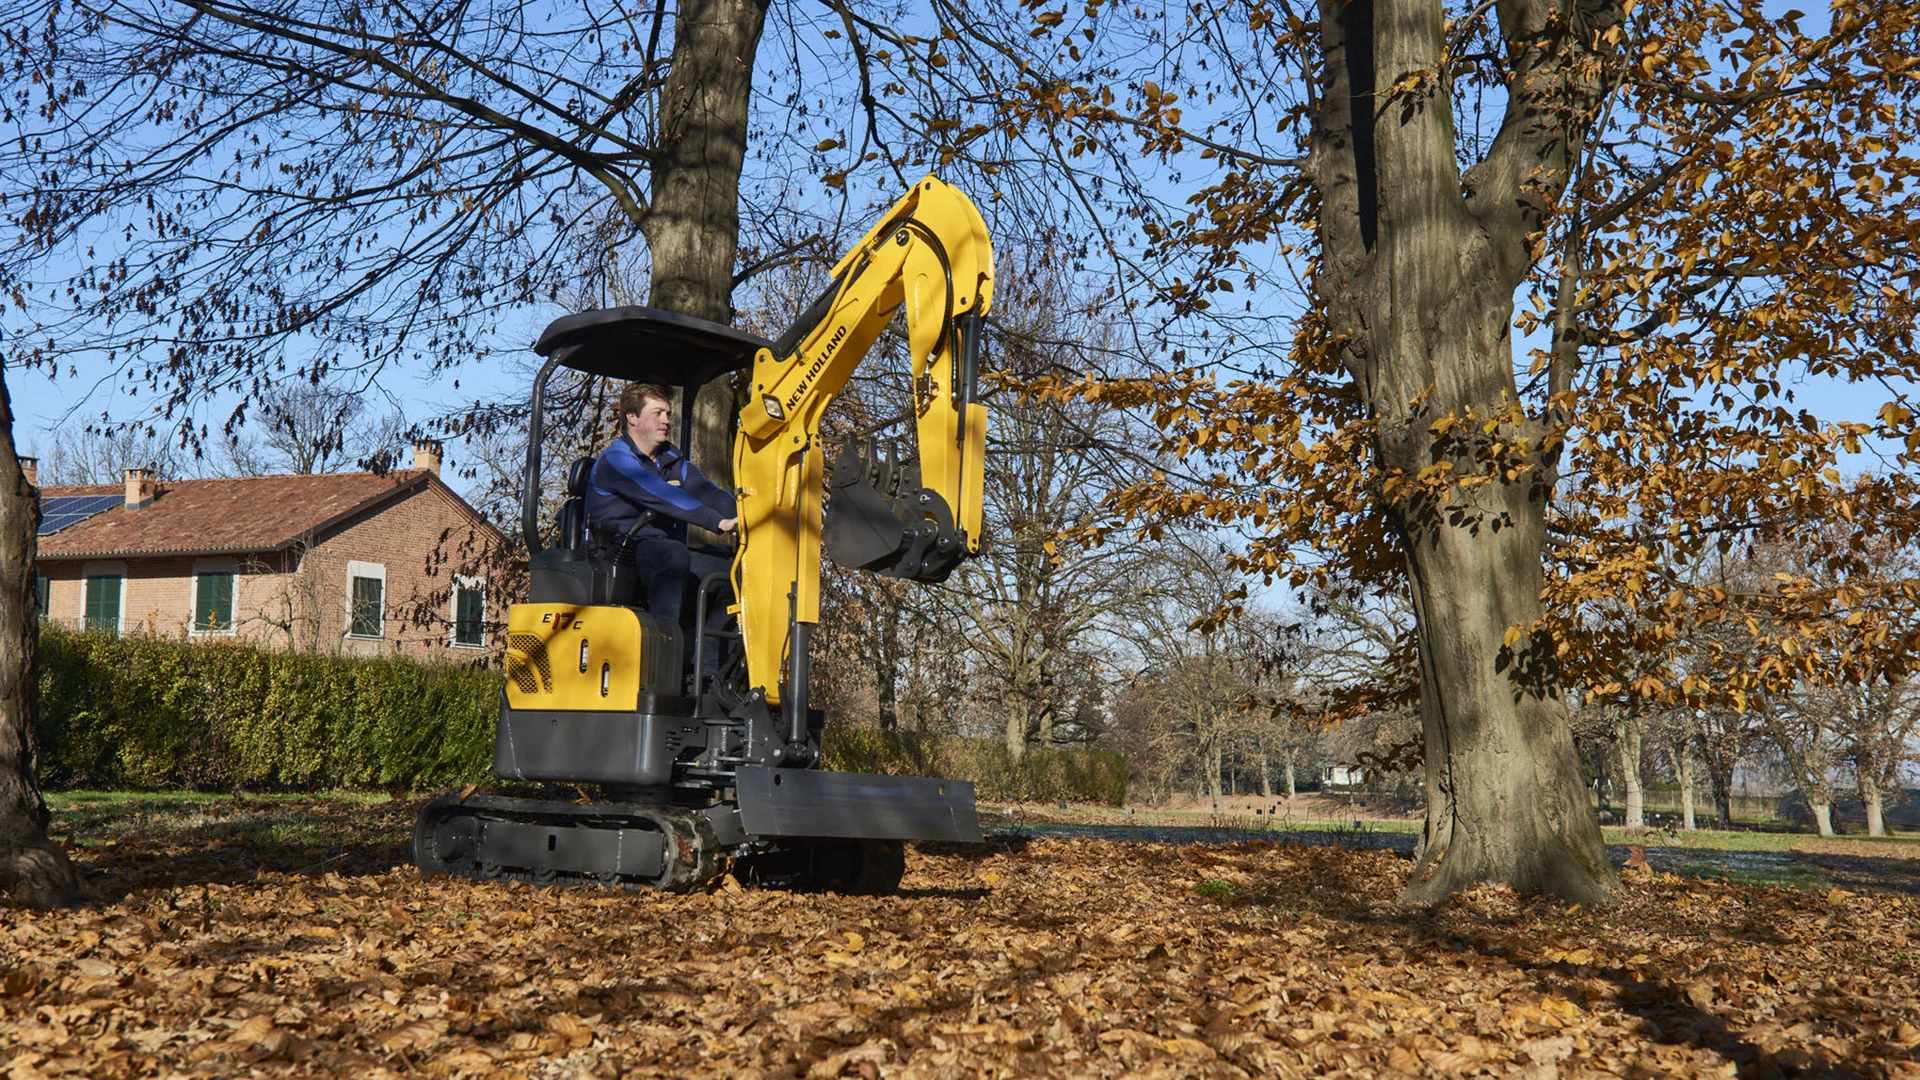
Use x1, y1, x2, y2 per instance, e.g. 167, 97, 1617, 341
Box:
998, 802, 1920, 897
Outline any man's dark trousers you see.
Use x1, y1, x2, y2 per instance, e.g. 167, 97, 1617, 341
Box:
628, 536, 734, 675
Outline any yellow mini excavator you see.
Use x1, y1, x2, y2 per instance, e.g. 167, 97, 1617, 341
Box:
413, 177, 991, 892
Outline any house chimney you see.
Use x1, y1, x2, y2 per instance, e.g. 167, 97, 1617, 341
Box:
124, 466, 157, 509
18, 457, 35, 486
412, 439, 443, 477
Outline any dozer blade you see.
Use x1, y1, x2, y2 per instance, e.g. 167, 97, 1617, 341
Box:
734, 766, 983, 843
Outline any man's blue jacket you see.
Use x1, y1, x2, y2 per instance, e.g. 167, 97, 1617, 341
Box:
585, 433, 736, 545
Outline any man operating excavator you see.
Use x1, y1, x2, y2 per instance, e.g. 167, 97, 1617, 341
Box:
413, 175, 991, 892
585, 381, 737, 673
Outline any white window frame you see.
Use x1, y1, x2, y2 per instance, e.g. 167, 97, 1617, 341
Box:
345, 560, 387, 640
81, 561, 128, 634
450, 574, 486, 649
190, 557, 239, 636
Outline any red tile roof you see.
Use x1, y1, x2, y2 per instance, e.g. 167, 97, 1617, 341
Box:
37, 471, 500, 560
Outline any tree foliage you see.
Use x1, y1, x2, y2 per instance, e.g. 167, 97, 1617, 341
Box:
860, 0, 1920, 899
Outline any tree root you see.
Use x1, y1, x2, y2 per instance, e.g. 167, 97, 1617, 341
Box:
0, 832, 94, 909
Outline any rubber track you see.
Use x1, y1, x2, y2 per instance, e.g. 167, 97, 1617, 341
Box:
414, 794, 724, 893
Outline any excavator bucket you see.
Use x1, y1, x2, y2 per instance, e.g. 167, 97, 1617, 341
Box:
823, 437, 967, 581
823, 437, 915, 570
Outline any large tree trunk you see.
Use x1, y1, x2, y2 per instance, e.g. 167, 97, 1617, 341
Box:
645, 0, 772, 492
1256, 751, 1273, 798
1675, 741, 1697, 831
1864, 786, 1887, 838
1617, 713, 1645, 828
0, 366, 88, 907
875, 651, 899, 733
1396, 494, 1612, 902
871, 590, 902, 733
1005, 695, 1029, 762
1699, 737, 1735, 829
1811, 801, 1835, 839
1205, 737, 1224, 813
1312, 0, 1620, 903
1284, 746, 1298, 799
1036, 675, 1056, 749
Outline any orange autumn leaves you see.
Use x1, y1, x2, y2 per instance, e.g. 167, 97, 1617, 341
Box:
3, 798, 1920, 1078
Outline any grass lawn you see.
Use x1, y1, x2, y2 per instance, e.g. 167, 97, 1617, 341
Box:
981, 798, 1920, 863
44, 789, 407, 854
45, 790, 1916, 857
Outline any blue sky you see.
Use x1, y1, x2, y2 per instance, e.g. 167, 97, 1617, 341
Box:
16, 0, 1902, 496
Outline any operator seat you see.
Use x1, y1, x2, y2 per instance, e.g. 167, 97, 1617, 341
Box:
528, 454, 641, 607
553, 455, 591, 552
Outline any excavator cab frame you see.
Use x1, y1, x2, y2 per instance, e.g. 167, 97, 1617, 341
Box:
519, 306, 768, 556
517, 308, 767, 614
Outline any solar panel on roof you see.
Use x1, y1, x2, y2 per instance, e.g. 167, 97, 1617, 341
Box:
38, 494, 123, 535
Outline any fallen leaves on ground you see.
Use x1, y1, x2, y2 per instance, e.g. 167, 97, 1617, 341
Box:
4, 799, 1919, 1079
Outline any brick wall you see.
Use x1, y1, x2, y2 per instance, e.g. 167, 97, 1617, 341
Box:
296, 482, 506, 660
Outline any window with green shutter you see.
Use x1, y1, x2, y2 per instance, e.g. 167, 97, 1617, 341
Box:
84, 575, 121, 633
195, 571, 234, 632
454, 583, 484, 647
349, 575, 383, 638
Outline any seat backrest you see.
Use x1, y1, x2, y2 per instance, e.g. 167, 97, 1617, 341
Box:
556, 499, 585, 552
567, 455, 595, 497
552, 455, 596, 552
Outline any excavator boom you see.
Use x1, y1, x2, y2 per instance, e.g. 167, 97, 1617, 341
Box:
732, 176, 995, 708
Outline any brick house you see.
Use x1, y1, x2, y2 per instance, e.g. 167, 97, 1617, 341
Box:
30, 444, 510, 661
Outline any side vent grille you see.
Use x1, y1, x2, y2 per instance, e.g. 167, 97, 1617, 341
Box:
507, 633, 552, 693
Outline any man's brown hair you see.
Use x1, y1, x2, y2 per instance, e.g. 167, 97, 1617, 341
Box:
618, 382, 672, 420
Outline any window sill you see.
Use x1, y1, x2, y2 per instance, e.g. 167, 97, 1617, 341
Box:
189, 628, 237, 637
344, 633, 385, 642
450, 642, 486, 650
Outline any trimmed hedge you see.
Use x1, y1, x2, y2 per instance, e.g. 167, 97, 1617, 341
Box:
823, 728, 1127, 806
35, 624, 1127, 805
37, 624, 498, 792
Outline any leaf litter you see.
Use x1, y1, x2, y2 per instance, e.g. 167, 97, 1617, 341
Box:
3, 797, 1918, 1078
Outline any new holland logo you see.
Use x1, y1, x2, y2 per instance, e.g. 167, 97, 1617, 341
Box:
785, 324, 849, 412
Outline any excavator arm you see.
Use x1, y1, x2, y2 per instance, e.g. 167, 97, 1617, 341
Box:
731, 176, 995, 710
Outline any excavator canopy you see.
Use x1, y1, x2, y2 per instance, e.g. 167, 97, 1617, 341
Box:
533, 306, 771, 390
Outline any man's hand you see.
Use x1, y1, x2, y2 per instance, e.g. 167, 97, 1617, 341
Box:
719, 517, 738, 533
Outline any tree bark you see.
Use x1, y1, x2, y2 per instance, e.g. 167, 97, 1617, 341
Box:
1699, 738, 1734, 829
1617, 713, 1645, 828
875, 651, 899, 733
1005, 695, 1028, 762
1036, 684, 1056, 750
1676, 742, 1696, 831
645, 0, 772, 491
0, 366, 89, 907
1256, 750, 1273, 798
1863, 785, 1887, 838
1811, 802, 1834, 839
1206, 737, 1224, 813
1312, 0, 1621, 904
1284, 746, 1298, 799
